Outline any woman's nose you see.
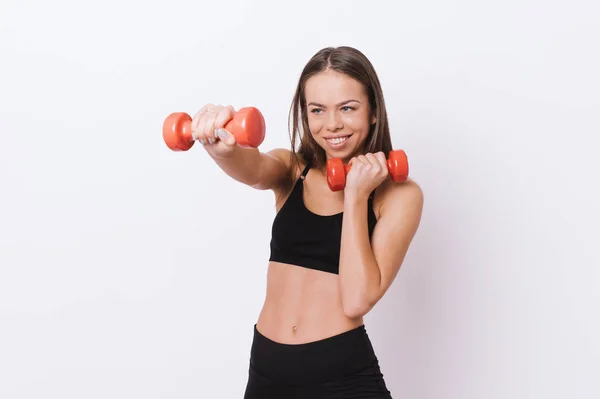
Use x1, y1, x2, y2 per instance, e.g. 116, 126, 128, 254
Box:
326, 111, 343, 131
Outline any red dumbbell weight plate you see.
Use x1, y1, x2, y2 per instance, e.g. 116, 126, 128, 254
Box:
224, 107, 266, 148
163, 112, 194, 151
388, 150, 409, 182
326, 158, 347, 191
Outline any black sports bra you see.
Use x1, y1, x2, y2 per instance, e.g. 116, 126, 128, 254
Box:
269, 162, 378, 274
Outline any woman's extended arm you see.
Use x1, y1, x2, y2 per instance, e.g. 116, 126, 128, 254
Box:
191, 104, 292, 191
211, 145, 292, 191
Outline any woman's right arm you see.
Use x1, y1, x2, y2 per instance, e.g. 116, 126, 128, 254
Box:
211, 146, 292, 191
191, 104, 292, 191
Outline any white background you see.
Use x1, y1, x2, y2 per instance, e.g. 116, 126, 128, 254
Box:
1, 0, 599, 398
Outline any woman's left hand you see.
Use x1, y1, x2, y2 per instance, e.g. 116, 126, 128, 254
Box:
344, 152, 389, 200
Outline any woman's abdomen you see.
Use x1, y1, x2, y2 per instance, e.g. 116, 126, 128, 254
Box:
256, 262, 363, 344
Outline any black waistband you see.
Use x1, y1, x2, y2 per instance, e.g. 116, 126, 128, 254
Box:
249, 324, 378, 385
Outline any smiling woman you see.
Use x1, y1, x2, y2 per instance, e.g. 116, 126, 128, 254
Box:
186, 46, 424, 399
288, 47, 393, 176
306, 73, 377, 154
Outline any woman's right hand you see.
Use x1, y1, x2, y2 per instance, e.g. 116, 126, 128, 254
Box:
191, 104, 239, 158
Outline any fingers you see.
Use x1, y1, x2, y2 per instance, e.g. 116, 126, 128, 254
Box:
191, 104, 215, 144
214, 126, 237, 147
214, 105, 235, 131
353, 153, 377, 169
350, 152, 387, 176
370, 152, 388, 177
191, 104, 235, 146
348, 155, 367, 170
201, 110, 217, 144
345, 151, 389, 194
210, 105, 237, 146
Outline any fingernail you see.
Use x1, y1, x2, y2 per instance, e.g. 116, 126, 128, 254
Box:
217, 129, 228, 139
214, 128, 219, 138
199, 139, 206, 145
208, 138, 214, 144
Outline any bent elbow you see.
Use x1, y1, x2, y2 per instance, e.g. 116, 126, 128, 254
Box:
342, 298, 372, 319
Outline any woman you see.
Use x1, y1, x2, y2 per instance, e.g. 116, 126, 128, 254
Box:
191, 46, 423, 398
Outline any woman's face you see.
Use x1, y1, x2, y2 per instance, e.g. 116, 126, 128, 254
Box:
304, 69, 376, 162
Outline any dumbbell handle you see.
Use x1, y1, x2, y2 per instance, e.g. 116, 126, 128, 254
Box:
162, 107, 265, 151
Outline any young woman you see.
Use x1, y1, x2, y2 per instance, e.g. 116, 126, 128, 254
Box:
191, 46, 424, 399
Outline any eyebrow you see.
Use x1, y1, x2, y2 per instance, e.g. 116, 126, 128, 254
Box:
307, 99, 361, 107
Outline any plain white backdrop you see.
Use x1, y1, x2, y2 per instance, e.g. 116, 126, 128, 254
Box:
1, 0, 599, 398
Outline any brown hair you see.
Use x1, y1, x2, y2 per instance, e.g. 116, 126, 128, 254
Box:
283, 46, 393, 193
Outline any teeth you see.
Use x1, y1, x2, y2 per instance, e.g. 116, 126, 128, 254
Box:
327, 136, 348, 144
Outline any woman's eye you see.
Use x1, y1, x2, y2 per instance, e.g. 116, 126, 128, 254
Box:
341, 106, 354, 112
310, 108, 323, 114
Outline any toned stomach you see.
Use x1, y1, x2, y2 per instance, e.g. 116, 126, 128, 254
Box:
255, 261, 363, 344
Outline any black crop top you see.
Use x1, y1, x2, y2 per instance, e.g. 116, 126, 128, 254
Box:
269, 162, 378, 274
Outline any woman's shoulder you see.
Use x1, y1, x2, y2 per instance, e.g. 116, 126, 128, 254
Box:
266, 147, 293, 161
266, 148, 307, 180
375, 178, 424, 220
265, 148, 308, 205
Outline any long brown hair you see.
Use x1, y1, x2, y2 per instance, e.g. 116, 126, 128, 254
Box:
283, 46, 393, 193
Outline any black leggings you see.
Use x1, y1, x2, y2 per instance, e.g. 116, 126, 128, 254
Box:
243, 324, 393, 399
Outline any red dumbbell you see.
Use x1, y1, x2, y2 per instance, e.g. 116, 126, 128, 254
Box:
326, 150, 409, 191
162, 107, 266, 151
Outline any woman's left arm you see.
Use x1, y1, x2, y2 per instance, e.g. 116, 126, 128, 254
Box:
339, 178, 423, 318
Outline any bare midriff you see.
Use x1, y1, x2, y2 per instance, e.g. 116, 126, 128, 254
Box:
255, 261, 364, 344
